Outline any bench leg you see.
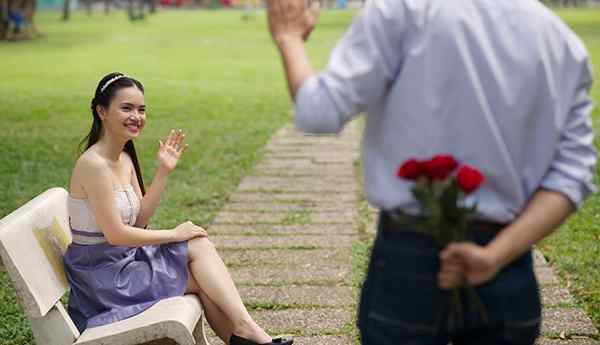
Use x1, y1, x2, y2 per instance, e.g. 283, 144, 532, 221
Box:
29, 302, 79, 345
193, 314, 211, 345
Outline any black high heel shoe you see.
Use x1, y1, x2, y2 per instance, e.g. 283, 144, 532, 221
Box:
229, 334, 293, 345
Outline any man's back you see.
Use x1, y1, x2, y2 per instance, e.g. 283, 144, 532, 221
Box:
295, 0, 596, 222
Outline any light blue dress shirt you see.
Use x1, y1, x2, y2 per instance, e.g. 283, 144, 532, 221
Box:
295, 0, 596, 223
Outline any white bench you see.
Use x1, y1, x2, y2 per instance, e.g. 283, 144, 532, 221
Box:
0, 188, 211, 345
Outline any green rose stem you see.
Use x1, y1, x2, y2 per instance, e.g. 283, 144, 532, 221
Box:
410, 179, 489, 331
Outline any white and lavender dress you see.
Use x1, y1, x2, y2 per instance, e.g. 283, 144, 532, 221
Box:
63, 186, 188, 332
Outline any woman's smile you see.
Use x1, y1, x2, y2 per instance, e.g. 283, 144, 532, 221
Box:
125, 121, 141, 134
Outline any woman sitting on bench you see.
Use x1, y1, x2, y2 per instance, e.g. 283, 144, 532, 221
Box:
64, 72, 292, 345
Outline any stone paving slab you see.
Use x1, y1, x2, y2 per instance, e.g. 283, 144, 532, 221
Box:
271, 127, 358, 142
541, 285, 576, 306
208, 334, 353, 345
239, 286, 353, 307
289, 335, 353, 345
212, 234, 358, 249
263, 154, 357, 164
271, 135, 358, 146
241, 176, 357, 186
251, 308, 352, 335
265, 139, 357, 149
256, 159, 351, 170
534, 249, 549, 267
536, 337, 600, 345
229, 265, 350, 286
221, 202, 356, 213
209, 223, 358, 236
238, 177, 359, 193
536, 266, 561, 286
252, 167, 356, 178
252, 171, 356, 180
228, 192, 360, 203
220, 248, 351, 267
212, 211, 356, 225
207, 335, 223, 345
542, 309, 599, 335
258, 158, 316, 169
265, 147, 359, 156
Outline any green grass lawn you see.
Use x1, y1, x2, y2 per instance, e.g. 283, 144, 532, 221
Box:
0, 8, 355, 344
0, 6, 599, 345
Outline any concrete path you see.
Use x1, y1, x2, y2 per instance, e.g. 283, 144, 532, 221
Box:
206, 121, 362, 345
206, 120, 599, 345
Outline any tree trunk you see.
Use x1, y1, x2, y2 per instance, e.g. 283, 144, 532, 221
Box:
1, 0, 8, 40
148, 0, 156, 13
63, 0, 70, 21
85, 0, 92, 16
127, 0, 134, 20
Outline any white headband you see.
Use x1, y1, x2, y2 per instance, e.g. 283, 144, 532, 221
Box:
100, 75, 129, 93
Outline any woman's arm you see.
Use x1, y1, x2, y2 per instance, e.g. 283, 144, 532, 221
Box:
78, 155, 203, 247
132, 129, 188, 228
131, 163, 168, 228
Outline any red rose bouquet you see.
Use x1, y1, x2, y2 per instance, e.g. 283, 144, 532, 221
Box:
396, 154, 487, 329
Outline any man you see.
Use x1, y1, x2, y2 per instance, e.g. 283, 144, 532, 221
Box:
266, 0, 596, 344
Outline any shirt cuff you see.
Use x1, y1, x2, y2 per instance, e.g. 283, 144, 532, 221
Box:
294, 75, 343, 134
540, 169, 596, 209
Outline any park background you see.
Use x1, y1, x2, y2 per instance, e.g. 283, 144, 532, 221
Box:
0, 1, 599, 344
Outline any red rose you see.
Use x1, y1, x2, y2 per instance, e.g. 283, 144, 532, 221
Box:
456, 165, 485, 194
423, 155, 458, 180
397, 159, 425, 180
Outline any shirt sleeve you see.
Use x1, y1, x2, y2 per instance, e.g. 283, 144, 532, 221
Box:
541, 58, 597, 208
295, 0, 408, 134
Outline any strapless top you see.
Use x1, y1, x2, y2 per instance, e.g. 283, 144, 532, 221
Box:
68, 186, 140, 245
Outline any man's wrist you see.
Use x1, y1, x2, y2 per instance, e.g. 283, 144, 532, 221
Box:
485, 239, 513, 271
275, 34, 304, 50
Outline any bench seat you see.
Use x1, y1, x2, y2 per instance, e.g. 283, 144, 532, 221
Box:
76, 295, 206, 345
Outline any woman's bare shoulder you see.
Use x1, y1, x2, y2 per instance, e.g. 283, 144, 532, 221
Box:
70, 150, 110, 197
120, 151, 134, 166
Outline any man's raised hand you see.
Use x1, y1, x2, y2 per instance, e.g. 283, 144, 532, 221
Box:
267, 0, 321, 46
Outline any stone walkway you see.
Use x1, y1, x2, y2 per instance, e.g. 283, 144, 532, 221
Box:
206, 121, 599, 345
531, 250, 599, 344
206, 121, 362, 345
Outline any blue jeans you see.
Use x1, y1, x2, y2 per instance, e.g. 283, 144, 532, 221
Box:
358, 215, 541, 345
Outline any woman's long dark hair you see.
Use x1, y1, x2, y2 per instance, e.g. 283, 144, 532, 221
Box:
79, 72, 146, 195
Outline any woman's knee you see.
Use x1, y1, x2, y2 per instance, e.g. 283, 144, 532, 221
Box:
189, 236, 215, 253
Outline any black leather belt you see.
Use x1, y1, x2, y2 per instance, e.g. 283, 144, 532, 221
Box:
380, 210, 507, 234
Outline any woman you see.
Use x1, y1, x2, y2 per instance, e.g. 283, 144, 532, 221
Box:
64, 72, 292, 345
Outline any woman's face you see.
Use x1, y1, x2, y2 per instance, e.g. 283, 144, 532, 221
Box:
99, 86, 146, 141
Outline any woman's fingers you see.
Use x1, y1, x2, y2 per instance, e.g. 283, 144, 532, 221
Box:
170, 130, 179, 147
174, 129, 183, 147
167, 129, 185, 150
192, 225, 208, 238
179, 143, 189, 154
165, 129, 174, 146
176, 132, 185, 149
